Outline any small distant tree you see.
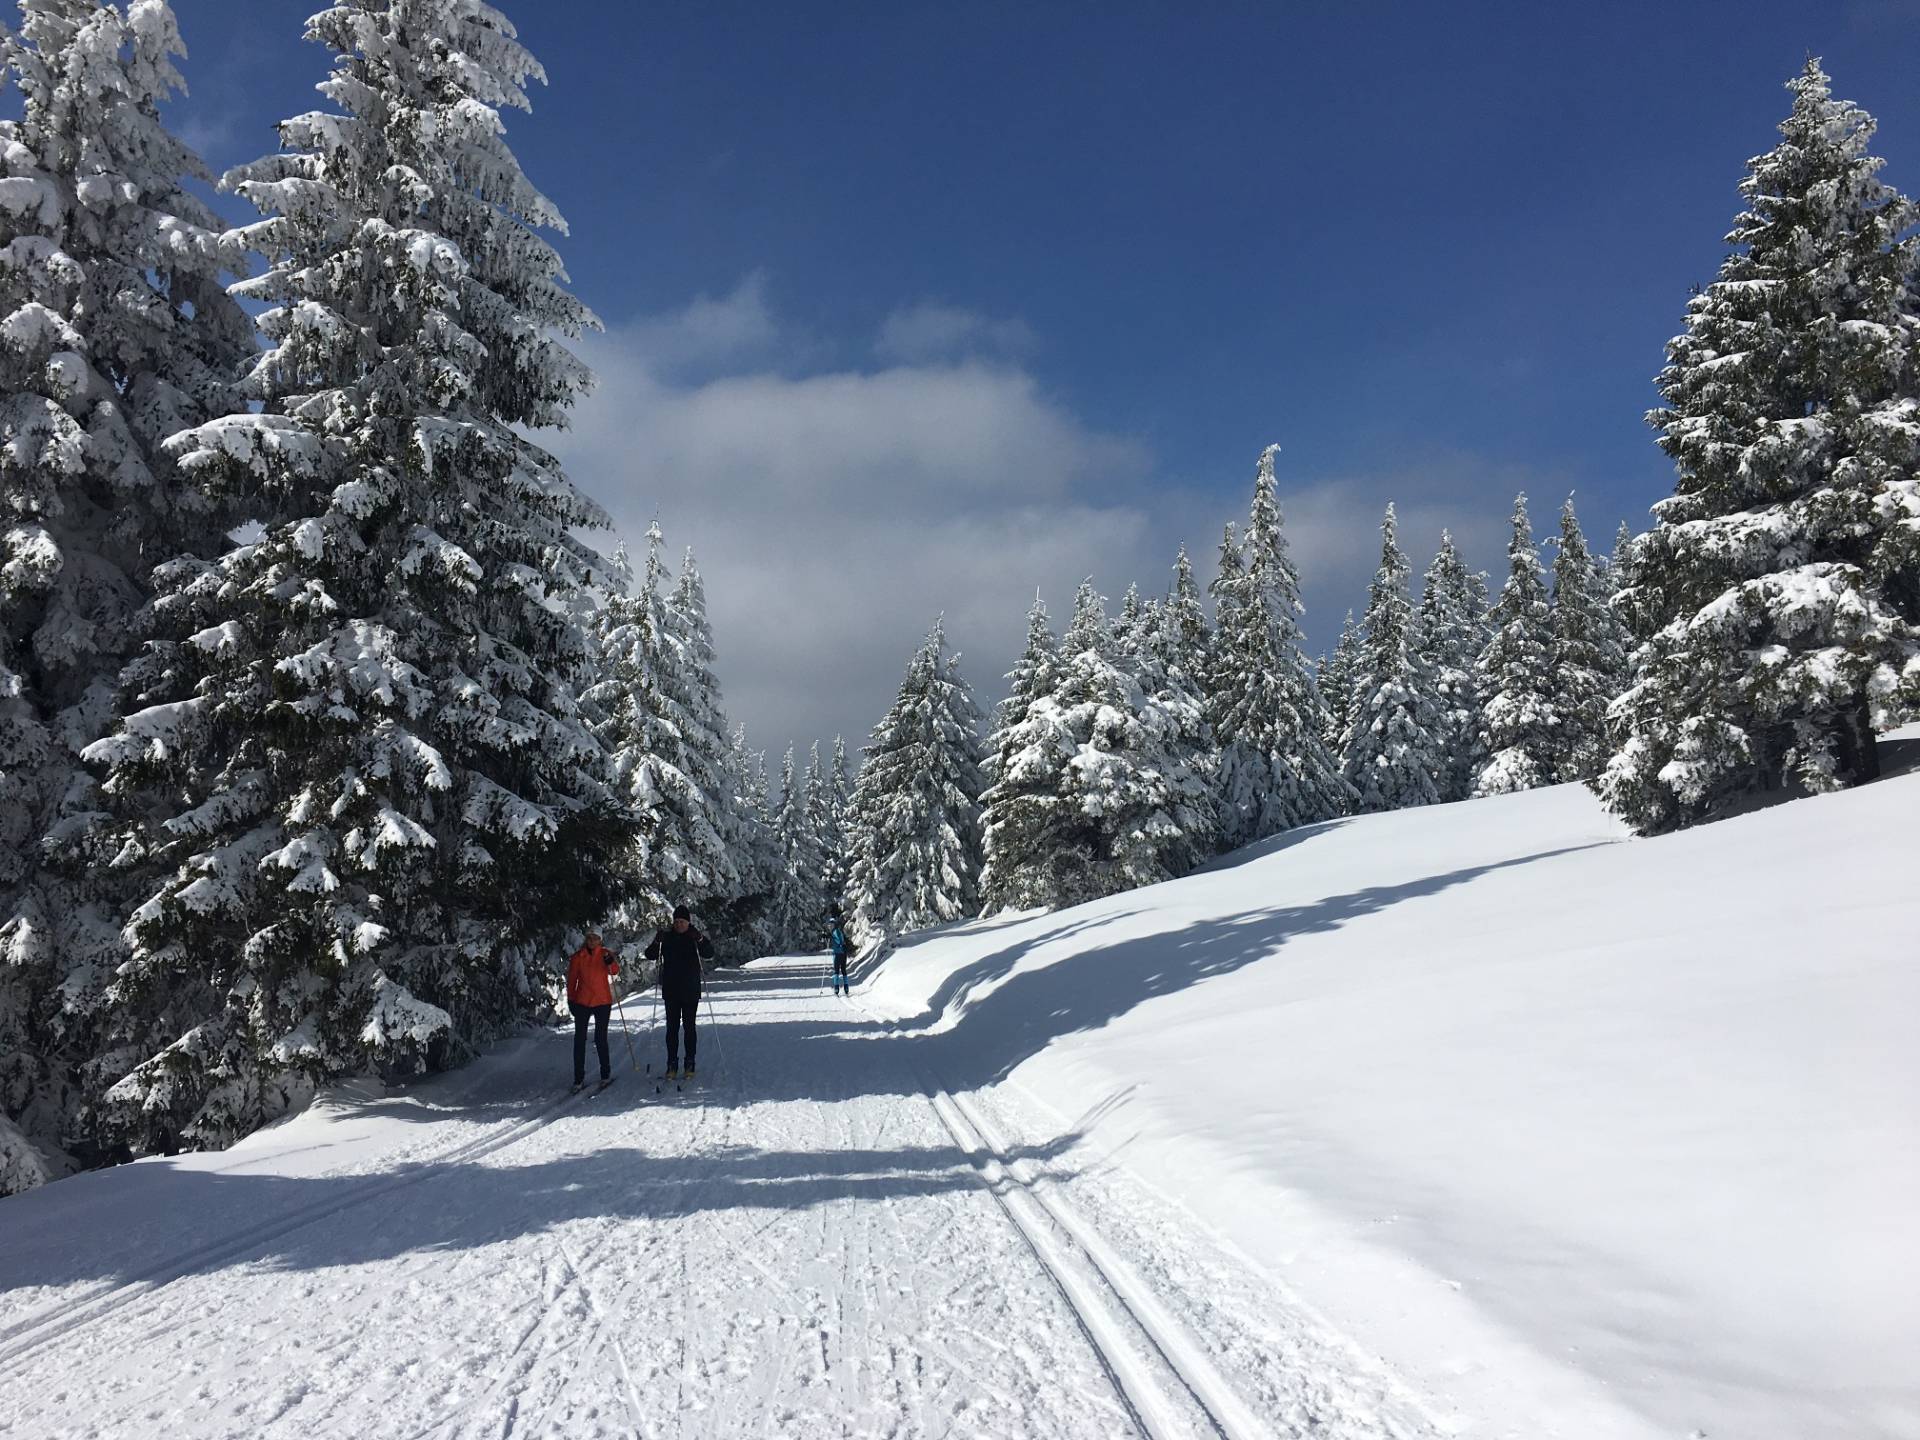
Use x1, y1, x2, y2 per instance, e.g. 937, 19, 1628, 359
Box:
1474, 494, 1558, 795
1206, 446, 1349, 845
1342, 505, 1443, 811
846, 620, 985, 934
1414, 533, 1487, 802
1549, 497, 1629, 782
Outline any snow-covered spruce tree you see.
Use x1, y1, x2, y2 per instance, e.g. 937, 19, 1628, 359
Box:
1341, 505, 1444, 811
819, 733, 853, 906
769, 745, 825, 951
1605, 60, 1920, 832
710, 724, 780, 958
1153, 545, 1210, 672
1116, 582, 1147, 662
1549, 497, 1628, 783
1414, 533, 1487, 802
581, 532, 741, 937
980, 583, 1193, 910
1126, 570, 1217, 874
845, 619, 985, 934
663, 544, 741, 908
978, 592, 1061, 914
802, 739, 836, 910
1206, 446, 1348, 846
1317, 610, 1362, 755
1608, 520, 1655, 646
1474, 493, 1558, 796
1144, 545, 1220, 858
580, 544, 670, 928
81, 1, 636, 1158
0, 0, 251, 1192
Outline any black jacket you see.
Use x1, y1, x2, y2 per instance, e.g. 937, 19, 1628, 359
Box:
645, 925, 714, 1001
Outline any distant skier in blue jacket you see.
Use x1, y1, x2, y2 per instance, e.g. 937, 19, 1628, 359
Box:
829, 904, 852, 995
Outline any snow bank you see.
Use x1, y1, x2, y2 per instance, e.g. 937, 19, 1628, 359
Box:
861, 730, 1920, 1440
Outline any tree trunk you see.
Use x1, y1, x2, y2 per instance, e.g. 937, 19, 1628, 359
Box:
1837, 697, 1882, 784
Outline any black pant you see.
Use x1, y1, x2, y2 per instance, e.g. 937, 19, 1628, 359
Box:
833, 952, 849, 983
665, 994, 698, 1071
571, 1002, 611, 1083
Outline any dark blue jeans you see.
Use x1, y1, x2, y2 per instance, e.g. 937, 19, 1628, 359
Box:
570, 1002, 610, 1083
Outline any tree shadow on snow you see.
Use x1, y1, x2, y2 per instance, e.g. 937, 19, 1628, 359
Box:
0, 837, 1605, 1301
0, 1118, 1090, 1294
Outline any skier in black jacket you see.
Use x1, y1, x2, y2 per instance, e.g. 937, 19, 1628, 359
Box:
645, 905, 715, 1080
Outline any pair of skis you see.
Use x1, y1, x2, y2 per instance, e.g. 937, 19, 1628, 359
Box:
652, 1068, 697, 1095
569, 1075, 618, 1097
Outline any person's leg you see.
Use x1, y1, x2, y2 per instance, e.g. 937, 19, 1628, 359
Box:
665, 998, 682, 1072
684, 997, 698, 1071
570, 1003, 588, 1085
593, 1004, 611, 1081
836, 953, 849, 989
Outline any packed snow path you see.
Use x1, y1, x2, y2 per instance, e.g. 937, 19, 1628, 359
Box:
0, 960, 1436, 1440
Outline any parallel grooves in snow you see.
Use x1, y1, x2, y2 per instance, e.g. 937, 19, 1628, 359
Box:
0, 1084, 595, 1370
947, 1088, 1281, 1440
923, 1086, 1169, 1438
928, 1082, 1276, 1440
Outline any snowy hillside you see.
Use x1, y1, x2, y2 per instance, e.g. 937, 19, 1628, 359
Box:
1, 740, 1915, 1439
861, 729, 1920, 1440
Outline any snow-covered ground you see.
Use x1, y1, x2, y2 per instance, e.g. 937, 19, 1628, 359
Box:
861, 728, 1920, 1440
2, 739, 1915, 1438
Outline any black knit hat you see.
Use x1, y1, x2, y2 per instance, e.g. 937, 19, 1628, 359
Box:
673, 904, 691, 921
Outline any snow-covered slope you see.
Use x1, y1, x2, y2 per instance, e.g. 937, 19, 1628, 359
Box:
861, 731, 1920, 1440
1, 741, 1912, 1439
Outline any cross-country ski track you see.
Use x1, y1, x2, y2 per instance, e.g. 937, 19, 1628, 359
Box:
8, 758, 1916, 1439
0, 958, 1436, 1440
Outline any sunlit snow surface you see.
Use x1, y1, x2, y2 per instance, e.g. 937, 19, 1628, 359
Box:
3, 732, 1915, 1439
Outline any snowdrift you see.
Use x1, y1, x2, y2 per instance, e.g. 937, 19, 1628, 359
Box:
859, 733, 1920, 1440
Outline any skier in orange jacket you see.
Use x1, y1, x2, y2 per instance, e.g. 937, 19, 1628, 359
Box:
567, 932, 621, 1091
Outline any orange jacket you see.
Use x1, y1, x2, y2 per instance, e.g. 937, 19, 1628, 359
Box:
567, 942, 620, 1007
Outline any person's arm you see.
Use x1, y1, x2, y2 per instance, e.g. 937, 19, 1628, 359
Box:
696, 932, 715, 961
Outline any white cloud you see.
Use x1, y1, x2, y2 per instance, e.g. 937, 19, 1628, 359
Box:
548, 284, 1590, 758
550, 290, 1194, 756
619, 271, 781, 378
874, 301, 1038, 364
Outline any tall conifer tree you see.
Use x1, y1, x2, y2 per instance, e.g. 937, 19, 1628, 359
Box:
979, 594, 1061, 914
846, 620, 985, 934
0, 0, 250, 1192
1342, 506, 1443, 811
1206, 447, 1349, 844
1415, 533, 1487, 803
1605, 60, 1920, 831
770, 745, 824, 950
1474, 494, 1558, 796
1549, 497, 1628, 783
1317, 611, 1362, 756
83, 1, 633, 1156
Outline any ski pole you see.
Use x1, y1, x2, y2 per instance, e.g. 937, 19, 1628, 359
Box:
703, 987, 721, 1079
613, 991, 640, 1074
646, 980, 659, 1074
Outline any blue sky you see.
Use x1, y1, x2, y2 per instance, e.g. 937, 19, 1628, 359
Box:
165, 0, 1920, 754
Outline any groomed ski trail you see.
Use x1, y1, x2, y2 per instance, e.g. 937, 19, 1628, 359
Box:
0, 958, 1441, 1439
